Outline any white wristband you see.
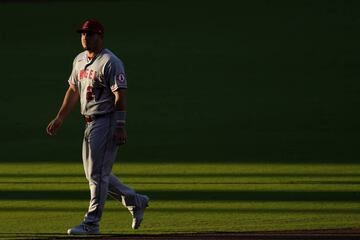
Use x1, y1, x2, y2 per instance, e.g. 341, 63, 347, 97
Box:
115, 111, 126, 126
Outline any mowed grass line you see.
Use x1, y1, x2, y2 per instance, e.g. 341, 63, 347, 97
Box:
0, 163, 359, 234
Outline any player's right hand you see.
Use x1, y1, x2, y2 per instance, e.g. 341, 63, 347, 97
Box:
46, 117, 63, 136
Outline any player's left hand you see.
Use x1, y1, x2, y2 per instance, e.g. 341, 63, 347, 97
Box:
114, 126, 127, 145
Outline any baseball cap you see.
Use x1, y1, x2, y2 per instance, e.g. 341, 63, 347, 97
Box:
76, 19, 104, 34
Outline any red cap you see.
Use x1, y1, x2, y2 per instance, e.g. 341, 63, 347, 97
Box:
76, 19, 104, 34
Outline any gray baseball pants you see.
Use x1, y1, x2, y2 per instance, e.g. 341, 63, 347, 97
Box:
81, 114, 139, 226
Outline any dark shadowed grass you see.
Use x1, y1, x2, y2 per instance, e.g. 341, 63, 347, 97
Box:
1, 1, 360, 163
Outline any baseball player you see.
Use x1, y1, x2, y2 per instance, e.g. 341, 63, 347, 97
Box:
46, 19, 149, 235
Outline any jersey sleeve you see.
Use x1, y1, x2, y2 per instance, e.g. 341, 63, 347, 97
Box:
68, 58, 78, 86
106, 58, 128, 91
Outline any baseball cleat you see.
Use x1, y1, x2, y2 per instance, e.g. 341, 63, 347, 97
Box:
131, 195, 150, 229
67, 223, 100, 235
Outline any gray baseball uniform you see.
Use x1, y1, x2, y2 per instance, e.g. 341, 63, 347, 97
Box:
68, 48, 146, 226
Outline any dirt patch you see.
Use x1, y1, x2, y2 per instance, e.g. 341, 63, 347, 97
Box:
47, 228, 360, 240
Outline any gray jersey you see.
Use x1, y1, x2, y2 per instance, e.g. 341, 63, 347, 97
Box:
68, 48, 127, 116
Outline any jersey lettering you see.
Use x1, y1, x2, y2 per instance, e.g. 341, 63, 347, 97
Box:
69, 49, 127, 116
89, 70, 94, 80
79, 69, 97, 81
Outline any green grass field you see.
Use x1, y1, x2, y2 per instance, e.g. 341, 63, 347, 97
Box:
1, 0, 360, 237
1, 162, 360, 236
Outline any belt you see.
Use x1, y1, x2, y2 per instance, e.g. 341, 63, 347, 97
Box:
84, 115, 95, 123
83, 113, 110, 123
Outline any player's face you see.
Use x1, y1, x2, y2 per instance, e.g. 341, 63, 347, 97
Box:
81, 31, 102, 51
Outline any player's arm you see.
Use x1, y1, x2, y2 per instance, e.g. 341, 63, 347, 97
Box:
113, 89, 127, 145
46, 84, 79, 136
114, 88, 126, 111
